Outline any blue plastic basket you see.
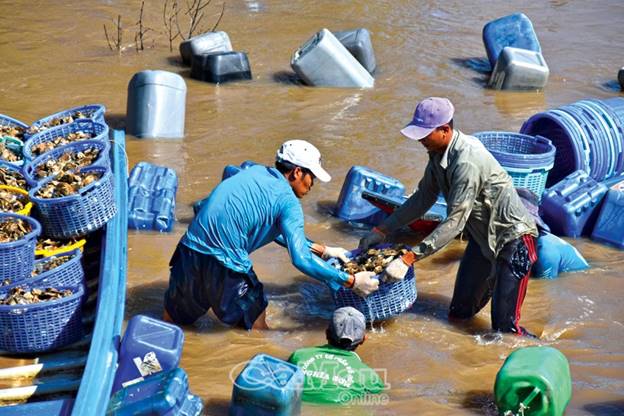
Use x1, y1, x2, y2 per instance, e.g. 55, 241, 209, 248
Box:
0, 213, 41, 282
0, 114, 28, 140
26, 104, 106, 138
23, 139, 110, 186
29, 166, 117, 239
473, 132, 555, 198
23, 119, 109, 163
0, 284, 84, 353
0, 248, 84, 296
0, 160, 28, 189
329, 244, 417, 322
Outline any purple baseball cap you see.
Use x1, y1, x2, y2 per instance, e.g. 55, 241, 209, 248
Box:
400, 97, 455, 141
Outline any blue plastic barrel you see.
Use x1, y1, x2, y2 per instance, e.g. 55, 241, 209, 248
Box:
230, 354, 304, 416
482, 13, 542, 68
112, 315, 185, 393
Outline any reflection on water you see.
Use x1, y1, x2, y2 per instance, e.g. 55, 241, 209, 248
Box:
2, 0, 624, 413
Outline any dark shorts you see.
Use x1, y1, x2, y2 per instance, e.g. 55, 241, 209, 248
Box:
164, 243, 268, 330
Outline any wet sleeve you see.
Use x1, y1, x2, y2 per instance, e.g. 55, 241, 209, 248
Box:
273, 233, 313, 250
412, 161, 480, 260
381, 163, 440, 232
278, 197, 350, 291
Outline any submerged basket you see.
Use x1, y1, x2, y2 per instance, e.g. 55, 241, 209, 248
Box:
330, 244, 417, 322
27, 104, 106, 138
0, 213, 41, 282
0, 285, 84, 353
0, 185, 32, 215
0, 248, 84, 296
23, 139, 110, 186
29, 166, 116, 238
23, 119, 109, 163
474, 132, 556, 198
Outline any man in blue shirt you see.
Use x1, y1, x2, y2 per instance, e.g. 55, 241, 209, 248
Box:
164, 140, 379, 330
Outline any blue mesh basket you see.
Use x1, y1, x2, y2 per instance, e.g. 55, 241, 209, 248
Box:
0, 248, 84, 296
23, 139, 110, 187
329, 244, 417, 322
26, 104, 106, 139
23, 119, 109, 163
473, 132, 556, 198
0, 114, 28, 140
0, 284, 84, 353
0, 160, 28, 189
0, 213, 41, 282
29, 166, 117, 239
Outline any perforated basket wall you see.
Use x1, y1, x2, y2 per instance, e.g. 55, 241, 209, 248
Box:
0, 213, 41, 282
27, 104, 106, 138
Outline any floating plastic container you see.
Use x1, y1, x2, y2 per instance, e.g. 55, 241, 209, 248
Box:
107, 368, 203, 416
0, 213, 41, 282
291, 28, 374, 88
0, 284, 84, 353
128, 162, 178, 232
329, 244, 417, 322
482, 13, 542, 68
179, 31, 233, 65
112, 314, 185, 393
335, 165, 405, 225
591, 184, 624, 249
473, 132, 555, 198
230, 354, 304, 416
495, 346, 571, 416
333, 28, 376, 74
191, 51, 252, 84
127, 70, 186, 139
489, 47, 549, 90
540, 170, 608, 237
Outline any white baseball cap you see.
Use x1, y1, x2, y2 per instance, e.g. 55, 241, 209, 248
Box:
276, 139, 331, 182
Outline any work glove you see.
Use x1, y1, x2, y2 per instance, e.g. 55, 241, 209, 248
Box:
321, 246, 351, 264
352, 271, 379, 297
358, 227, 385, 250
383, 252, 416, 283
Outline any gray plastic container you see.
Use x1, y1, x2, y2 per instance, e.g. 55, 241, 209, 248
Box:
126, 70, 186, 139
333, 28, 376, 74
291, 28, 374, 88
179, 31, 233, 65
489, 46, 549, 90
618, 67, 624, 90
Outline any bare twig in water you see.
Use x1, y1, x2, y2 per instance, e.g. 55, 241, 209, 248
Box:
134, 0, 153, 51
163, 0, 182, 51
103, 14, 123, 53
211, 1, 225, 32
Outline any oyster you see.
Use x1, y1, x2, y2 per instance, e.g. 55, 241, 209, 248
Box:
336, 244, 410, 276
36, 237, 81, 253
0, 287, 73, 305
0, 218, 31, 243
32, 255, 71, 276
27, 110, 92, 135
0, 125, 25, 140
35, 171, 101, 199
0, 143, 21, 162
34, 147, 101, 180
31, 131, 93, 157
0, 167, 27, 189
0, 189, 27, 212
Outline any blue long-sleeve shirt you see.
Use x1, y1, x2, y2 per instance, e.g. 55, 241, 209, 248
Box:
182, 165, 349, 291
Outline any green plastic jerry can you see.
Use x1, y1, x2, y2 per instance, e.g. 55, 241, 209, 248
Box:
494, 346, 571, 416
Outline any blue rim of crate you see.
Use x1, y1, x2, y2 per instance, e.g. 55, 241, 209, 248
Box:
588, 99, 624, 177
328, 244, 417, 322
27, 104, 106, 136
29, 165, 116, 239
578, 101, 618, 180
560, 105, 605, 180
0, 248, 84, 296
0, 114, 28, 132
0, 284, 84, 353
23, 139, 111, 186
472, 131, 556, 169
23, 119, 110, 163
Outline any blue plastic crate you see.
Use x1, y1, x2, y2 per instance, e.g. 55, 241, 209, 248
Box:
29, 166, 117, 239
0, 160, 28, 189
0, 213, 41, 282
329, 244, 417, 322
23, 139, 111, 186
230, 353, 304, 416
591, 184, 624, 249
107, 368, 203, 416
540, 170, 608, 237
27, 104, 106, 138
0, 248, 84, 296
482, 13, 542, 68
112, 315, 185, 393
23, 118, 109, 163
0, 284, 84, 353
335, 166, 405, 225
128, 162, 178, 232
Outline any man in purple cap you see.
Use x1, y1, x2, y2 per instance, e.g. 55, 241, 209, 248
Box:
359, 97, 539, 336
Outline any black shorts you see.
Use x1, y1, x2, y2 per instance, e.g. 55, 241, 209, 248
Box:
164, 243, 268, 330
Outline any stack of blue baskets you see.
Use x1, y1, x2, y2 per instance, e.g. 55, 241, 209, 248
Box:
520, 98, 624, 186
330, 244, 417, 323
473, 132, 556, 199
25, 104, 107, 140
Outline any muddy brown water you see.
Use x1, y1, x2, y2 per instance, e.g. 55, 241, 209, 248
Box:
1, 0, 624, 414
